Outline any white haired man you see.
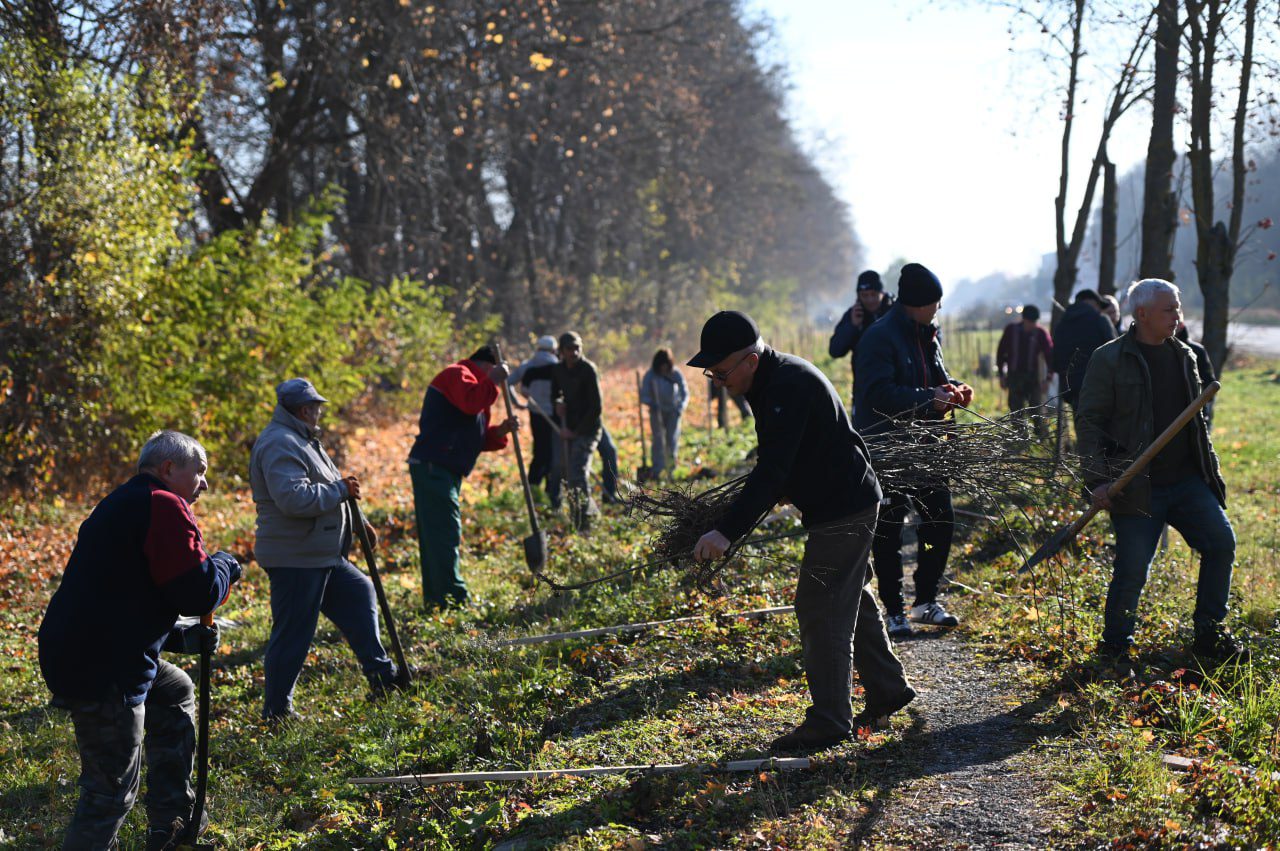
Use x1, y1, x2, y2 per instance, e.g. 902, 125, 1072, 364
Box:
1076, 279, 1244, 672
39, 431, 241, 849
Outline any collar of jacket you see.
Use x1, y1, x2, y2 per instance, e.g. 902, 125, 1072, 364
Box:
272, 403, 320, 441
745, 347, 781, 406
885, 302, 938, 339
459, 359, 496, 386
1117, 324, 1192, 360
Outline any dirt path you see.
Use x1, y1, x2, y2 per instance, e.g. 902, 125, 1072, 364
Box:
845, 619, 1063, 849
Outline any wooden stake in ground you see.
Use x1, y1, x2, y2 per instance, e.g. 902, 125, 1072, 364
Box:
349, 757, 811, 787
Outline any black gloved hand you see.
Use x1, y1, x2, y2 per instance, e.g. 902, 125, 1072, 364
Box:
170, 623, 219, 655
212, 550, 242, 584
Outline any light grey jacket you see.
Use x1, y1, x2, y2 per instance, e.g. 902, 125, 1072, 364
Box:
249, 404, 352, 568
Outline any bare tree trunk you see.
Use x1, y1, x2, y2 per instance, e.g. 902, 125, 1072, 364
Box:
1099, 153, 1118, 296
1138, 0, 1181, 281
1052, 0, 1087, 330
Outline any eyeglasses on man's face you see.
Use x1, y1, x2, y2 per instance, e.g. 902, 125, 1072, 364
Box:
702, 350, 753, 383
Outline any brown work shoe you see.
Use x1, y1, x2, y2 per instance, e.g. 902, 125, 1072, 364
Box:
851, 687, 917, 732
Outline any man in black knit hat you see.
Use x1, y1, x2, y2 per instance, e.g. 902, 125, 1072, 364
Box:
690, 310, 914, 753
829, 270, 894, 408
855, 263, 972, 637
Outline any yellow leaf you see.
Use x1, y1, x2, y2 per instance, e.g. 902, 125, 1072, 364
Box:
387, 73, 402, 89
529, 52, 554, 72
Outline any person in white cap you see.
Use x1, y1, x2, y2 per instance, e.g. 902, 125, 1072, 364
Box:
508, 335, 560, 493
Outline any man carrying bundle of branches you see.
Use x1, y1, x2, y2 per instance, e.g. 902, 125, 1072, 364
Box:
688, 310, 915, 753
855, 263, 972, 636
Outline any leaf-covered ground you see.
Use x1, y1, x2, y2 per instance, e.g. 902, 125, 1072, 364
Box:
2, 357, 1277, 849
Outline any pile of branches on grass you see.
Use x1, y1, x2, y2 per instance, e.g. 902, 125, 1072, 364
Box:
628, 408, 1085, 588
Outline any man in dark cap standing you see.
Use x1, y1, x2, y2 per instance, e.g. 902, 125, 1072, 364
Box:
996, 304, 1054, 438
855, 263, 972, 637
690, 310, 914, 753
829, 271, 894, 408
1051, 289, 1117, 409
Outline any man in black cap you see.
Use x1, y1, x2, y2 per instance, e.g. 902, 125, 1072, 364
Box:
829, 270, 894, 407
996, 304, 1054, 438
1051, 289, 1117, 408
855, 263, 972, 637
690, 310, 914, 753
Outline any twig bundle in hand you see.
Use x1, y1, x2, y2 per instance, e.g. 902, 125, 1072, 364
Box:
629, 409, 1083, 586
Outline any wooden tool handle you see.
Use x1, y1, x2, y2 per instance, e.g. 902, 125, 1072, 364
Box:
1106, 380, 1220, 498
494, 343, 540, 535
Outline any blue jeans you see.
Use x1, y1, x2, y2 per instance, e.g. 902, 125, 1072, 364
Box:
262, 562, 395, 717
1104, 474, 1236, 648
547, 425, 617, 506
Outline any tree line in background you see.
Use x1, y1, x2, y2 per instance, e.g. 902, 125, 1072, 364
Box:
0, 0, 858, 489
1033, 0, 1278, 372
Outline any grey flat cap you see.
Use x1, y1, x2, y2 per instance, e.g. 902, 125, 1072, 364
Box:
276, 377, 328, 408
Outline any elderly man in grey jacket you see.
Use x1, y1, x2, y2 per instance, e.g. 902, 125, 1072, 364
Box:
250, 378, 399, 721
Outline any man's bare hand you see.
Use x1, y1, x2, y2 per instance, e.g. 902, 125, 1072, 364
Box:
932, 385, 956, 411
343, 476, 362, 500
954, 383, 974, 407
488, 363, 510, 384
693, 530, 731, 562
499, 416, 520, 435
1090, 484, 1114, 510
363, 520, 378, 550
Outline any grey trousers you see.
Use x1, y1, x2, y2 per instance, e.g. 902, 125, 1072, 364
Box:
795, 504, 911, 735
58, 660, 197, 849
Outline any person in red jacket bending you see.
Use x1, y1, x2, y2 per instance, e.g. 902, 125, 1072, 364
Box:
407, 346, 519, 608
38, 430, 240, 850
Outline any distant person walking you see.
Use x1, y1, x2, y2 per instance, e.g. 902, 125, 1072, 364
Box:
996, 304, 1054, 438
639, 347, 690, 479
829, 270, 894, 407
1052, 289, 1118, 408
551, 332, 605, 530
251, 379, 402, 720
408, 349, 518, 608
855, 263, 972, 637
39, 431, 241, 849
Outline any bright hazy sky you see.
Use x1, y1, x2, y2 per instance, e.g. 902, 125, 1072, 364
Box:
747, 0, 1154, 284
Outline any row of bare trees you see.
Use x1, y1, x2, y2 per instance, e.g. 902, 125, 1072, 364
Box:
3, 0, 859, 346
1034, 0, 1275, 372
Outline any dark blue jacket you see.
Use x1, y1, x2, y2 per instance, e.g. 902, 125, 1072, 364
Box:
853, 303, 958, 436
1051, 301, 1117, 405
408, 359, 509, 477
829, 295, 894, 364
713, 349, 882, 542
38, 474, 235, 705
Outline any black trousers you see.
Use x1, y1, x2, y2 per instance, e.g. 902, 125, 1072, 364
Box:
528, 414, 553, 488
871, 486, 955, 613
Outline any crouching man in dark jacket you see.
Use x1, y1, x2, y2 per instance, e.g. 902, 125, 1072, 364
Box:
39, 431, 240, 850
1076, 279, 1243, 672
855, 263, 973, 637
690, 311, 914, 753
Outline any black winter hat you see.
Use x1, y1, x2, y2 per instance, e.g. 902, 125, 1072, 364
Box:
687, 310, 760, 368
856, 270, 884, 292
897, 263, 943, 307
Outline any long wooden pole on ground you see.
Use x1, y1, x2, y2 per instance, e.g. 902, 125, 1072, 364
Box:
350, 757, 811, 787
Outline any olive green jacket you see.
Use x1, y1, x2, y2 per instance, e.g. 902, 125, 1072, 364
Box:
1073, 328, 1226, 515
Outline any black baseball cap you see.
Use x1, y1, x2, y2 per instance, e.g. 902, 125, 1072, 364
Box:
856, 270, 883, 292
687, 310, 760, 368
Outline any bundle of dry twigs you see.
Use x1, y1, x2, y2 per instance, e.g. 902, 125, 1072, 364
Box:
628, 408, 1084, 587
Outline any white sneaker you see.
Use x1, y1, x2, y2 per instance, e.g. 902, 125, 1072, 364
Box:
886, 613, 914, 637
909, 601, 960, 627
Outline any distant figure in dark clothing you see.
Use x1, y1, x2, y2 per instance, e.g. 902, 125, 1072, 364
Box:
996, 304, 1054, 438
830, 270, 894, 407
689, 310, 913, 753
551, 331, 605, 530
39, 430, 240, 849
1176, 322, 1216, 429
1051, 289, 1118, 407
855, 263, 973, 637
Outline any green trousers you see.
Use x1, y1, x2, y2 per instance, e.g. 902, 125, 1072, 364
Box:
409, 461, 468, 607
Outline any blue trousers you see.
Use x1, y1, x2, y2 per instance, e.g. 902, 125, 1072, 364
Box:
1104, 474, 1236, 648
547, 425, 618, 506
262, 562, 395, 717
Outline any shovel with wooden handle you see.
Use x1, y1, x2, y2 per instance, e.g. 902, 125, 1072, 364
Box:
494, 343, 547, 574
635, 370, 652, 482
176, 611, 216, 850
350, 499, 411, 687
1020, 380, 1220, 573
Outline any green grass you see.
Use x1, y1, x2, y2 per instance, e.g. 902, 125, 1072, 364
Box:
1, 342, 1276, 849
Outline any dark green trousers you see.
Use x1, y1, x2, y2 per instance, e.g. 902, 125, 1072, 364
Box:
409, 461, 468, 607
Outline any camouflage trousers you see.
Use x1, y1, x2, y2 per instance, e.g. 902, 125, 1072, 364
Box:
56, 659, 197, 849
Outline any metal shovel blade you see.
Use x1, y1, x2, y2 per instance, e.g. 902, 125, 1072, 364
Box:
523, 530, 548, 573
1019, 520, 1079, 574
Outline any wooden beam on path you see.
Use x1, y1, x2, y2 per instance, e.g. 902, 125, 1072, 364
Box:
496, 605, 795, 648
350, 757, 811, 787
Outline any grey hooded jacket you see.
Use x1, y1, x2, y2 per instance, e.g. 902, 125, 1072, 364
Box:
249, 404, 353, 568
